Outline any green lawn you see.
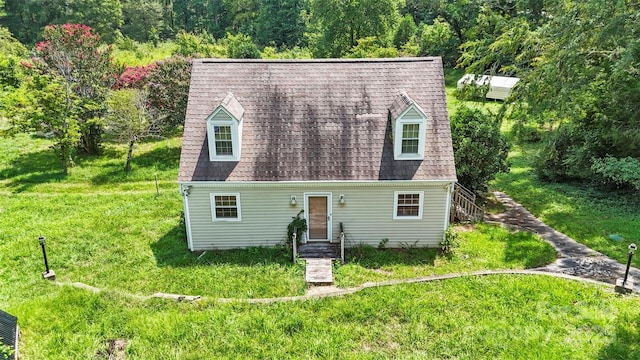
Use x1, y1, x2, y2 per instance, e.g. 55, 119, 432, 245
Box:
1, 87, 640, 358
12, 275, 640, 359
492, 143, 640, 267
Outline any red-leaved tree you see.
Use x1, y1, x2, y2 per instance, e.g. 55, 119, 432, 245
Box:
35, 23, 121, 154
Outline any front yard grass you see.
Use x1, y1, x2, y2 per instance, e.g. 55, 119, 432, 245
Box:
2, 133, 639, 359
13, 275, 640, 359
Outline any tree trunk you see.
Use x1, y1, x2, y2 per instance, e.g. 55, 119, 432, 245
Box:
125, 140, 135, 172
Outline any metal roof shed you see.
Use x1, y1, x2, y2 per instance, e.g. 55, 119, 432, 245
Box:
457, 74, 520, 100
0, 309, 18, 360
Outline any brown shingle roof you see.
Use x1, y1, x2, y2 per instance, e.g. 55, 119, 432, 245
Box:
178, 58, 456, 182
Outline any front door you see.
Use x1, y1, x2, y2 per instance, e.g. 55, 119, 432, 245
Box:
306, 194, 331, 241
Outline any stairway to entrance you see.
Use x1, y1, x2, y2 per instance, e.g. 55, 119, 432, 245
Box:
298, 243, 340, 284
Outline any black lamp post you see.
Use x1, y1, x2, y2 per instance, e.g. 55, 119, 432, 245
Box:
38, 235, 55, 280
622, 243, 637, 286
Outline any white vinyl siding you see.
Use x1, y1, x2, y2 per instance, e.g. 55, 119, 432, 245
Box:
183, 182, 451, 250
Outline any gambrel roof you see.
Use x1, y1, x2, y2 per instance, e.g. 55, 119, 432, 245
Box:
179, 58, 456, 182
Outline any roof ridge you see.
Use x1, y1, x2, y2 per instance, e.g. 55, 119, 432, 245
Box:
198, 57, 438, 64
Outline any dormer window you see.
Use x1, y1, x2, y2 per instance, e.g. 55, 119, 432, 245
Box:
389, 92, 427, 160
207, 93, 244, 161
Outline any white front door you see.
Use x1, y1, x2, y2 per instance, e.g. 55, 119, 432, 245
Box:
305, 193, 332, 242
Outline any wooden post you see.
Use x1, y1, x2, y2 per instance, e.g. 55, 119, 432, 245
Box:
154, 174, 159, 195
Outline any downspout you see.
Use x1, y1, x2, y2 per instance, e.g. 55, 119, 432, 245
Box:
180, 184, 194, 251
443, 182, 455, 231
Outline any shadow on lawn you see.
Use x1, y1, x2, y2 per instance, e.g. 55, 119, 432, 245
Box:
598, 310, 640, 360
150, 224, 296, 268
503, 231, 558, 268
0, 147, 66, 192
91, 145, 180, 185
345, 244, 437, 268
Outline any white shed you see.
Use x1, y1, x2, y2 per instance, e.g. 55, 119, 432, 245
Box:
457, 74, 520, 100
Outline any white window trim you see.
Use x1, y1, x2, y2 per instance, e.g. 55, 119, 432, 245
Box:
393, 106, 427, 161
206, 107, 241, 162
393, 191, 424, 220
210, 193, 242, 222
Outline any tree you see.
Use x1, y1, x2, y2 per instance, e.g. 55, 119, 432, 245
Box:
255, 0, 307, 48
145, 55, 192, 130
225, 32, 261, 59
5, 73, 81, 173
0, 26, 27, 91
450, 105, 510, 194
34, 24, 120, 154
309, 0, 402, 57
393, 13, 417, 49
417, 17, 457, 66
121, 0, 164, 42
516, 1, 640, 184
0, 0, 123, 44
106, 89, 162, 172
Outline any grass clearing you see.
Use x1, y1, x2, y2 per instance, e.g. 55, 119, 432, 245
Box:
492, 143, 640, 267
11, 276, 640, 359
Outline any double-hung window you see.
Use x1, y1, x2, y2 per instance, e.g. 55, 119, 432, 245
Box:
393, 191, 424, 220
213, 125, 234, 156
211, 193, 241, 221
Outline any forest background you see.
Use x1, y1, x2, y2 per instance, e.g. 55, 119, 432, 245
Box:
0, 0, 639, 193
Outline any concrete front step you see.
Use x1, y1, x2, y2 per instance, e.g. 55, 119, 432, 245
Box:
305, 258, 333, 285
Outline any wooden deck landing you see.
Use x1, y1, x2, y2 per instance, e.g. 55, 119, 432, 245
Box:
305, 258, 333, 284
297, 242, 340, 259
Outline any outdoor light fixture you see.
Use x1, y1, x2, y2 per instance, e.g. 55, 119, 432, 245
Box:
338, 194, 346, 205
290, 195, 297, 206
616, 242, 637, 294
38, 235, 55, 280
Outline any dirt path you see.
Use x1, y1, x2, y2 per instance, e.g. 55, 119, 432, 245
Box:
486, 191, 640, 292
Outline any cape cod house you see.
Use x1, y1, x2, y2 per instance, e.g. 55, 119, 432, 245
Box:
178, 58, 457, 251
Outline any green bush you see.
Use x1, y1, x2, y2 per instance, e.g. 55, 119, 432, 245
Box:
451, 105, 511, 193
591, 156, 640, 191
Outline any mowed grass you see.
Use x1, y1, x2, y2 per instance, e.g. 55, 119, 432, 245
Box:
11, 275, 640, 359
1, 120, 638, 358
492, 143, 640, 267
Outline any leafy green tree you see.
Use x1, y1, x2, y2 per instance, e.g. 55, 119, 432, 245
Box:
393, 13, 417, 49
417, 17, 457, 65
106, 89, 162, 172
517, 1, 640, 183
34, 24, 120, 154
346, 37, 398, 58
225, 32, 261, 59
5, 73, 81, 173
121, 0, 164, 42
451, 105, 510, 193
0, 26, 27, 91
255, 0, 307, 48
309, 0, 402, 57
1, 0, 123, 44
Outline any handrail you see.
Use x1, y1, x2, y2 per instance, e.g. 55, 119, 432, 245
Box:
339, 222, 345, 264
451, 183, 484, 222
292, 227, 297, 263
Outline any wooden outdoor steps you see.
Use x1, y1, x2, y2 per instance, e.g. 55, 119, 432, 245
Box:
305, 258, 333, 284
298, 243, 339, 285
297, 243, 340, 259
